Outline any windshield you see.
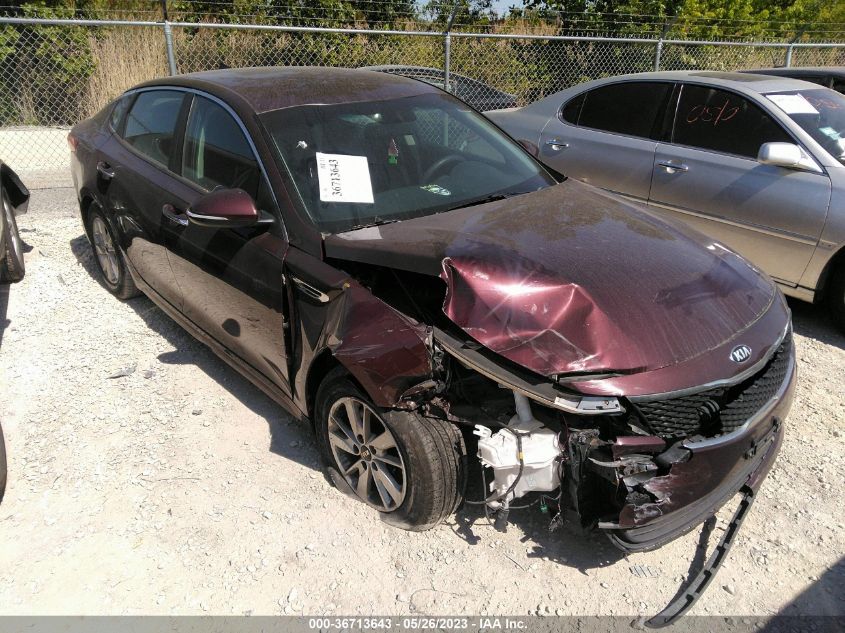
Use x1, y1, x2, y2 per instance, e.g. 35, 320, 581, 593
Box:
260, 92, 555, 233
766, 88, 845, 165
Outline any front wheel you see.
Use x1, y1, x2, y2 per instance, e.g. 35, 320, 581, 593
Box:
315, 367, 466, 531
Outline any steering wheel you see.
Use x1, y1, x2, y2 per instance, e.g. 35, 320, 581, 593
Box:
422, 154, 463, 183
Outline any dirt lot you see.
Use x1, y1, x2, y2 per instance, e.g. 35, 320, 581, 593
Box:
0, 176, 843, 619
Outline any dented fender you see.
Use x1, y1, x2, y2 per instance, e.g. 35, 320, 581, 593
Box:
286, 247, 433, 413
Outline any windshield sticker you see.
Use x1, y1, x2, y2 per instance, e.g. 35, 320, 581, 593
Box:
316, 153, 374, 204
767, 94, 819, 115
420, 184, 451, 196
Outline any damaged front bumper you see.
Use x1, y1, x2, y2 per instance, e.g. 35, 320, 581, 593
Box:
431, 322, 795, 553
602, 372, 791, 552
600, 339, 795, 552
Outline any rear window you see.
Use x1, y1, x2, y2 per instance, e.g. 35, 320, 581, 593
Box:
572, 82, 671, 138
121, 90, 185, 167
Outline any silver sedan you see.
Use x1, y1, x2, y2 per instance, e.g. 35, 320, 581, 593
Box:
487, 70, 845, 329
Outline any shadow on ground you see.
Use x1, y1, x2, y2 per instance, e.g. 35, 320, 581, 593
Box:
70, 234, 318, 473
761, 557, 845, 629
788, 297, 845, 349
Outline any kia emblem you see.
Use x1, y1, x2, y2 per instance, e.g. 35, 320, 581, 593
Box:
730, 345, 752, 363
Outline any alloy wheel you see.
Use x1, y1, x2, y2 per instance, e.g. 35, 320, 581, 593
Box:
327, 397, 407, 511
91, 215, 119, 286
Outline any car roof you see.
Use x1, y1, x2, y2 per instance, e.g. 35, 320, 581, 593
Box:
743, 66, 844, 76
580, 70, 823, 95
137, 66, 438, 113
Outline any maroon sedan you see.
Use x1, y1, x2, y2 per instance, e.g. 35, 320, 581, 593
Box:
69, 67, 794, 598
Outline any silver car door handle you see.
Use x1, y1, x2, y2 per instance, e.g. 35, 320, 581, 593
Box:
96, 161, 115, 180
545, 139, 569, 151
657, 160, 689, 173
162, 203, 188, 227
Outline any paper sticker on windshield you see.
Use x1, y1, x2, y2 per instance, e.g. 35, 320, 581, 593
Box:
420, 184, 451, 196
316, 153, 374, 204
767, 94, 818, 115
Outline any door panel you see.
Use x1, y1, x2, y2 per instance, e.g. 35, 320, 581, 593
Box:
98, 160, 187, 307
165, 95, 291, 392
650, 145, 830, 284
648, 84, 832, 285
540, 122, 658, 200
98, 90, 187, 309
538, 81, 671, 201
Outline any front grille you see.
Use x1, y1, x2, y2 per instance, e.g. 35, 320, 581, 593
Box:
634, 332, 792, 439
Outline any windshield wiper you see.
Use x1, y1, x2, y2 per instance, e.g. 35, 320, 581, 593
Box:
445, 191, 529, 212
346, 217, 402, 232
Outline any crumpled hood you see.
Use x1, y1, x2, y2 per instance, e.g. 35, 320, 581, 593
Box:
324, 180, 776, 376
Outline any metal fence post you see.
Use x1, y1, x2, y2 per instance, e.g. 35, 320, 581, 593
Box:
163, 21, 177, 75
654, 39, 664, 71
443, 0, 460, 92
444, 32, 451, 90
784, 44, 794, 67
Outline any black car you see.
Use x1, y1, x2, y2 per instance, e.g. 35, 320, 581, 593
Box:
363, 65, 518, 111
742, 66, 845, 93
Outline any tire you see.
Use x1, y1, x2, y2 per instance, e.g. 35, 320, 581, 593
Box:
0, 188, 25, 283
828, 266, 845, 333
87, 204, 139, 300
0, 422, 6, 504
315, 367, 466, 531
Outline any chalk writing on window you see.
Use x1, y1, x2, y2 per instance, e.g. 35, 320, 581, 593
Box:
685, 99, 740, 126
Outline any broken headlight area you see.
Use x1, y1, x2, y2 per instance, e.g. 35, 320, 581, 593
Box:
402, 325, 793, 555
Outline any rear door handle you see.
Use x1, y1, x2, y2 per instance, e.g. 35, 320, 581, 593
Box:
162, 203, 188, 226
545, 139, 569, 151
96, 161, 115, 180
657, 160, 689, 173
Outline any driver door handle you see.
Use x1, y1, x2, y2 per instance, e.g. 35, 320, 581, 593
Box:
657, 160, 689, 173
545, 139, 569, 151
162, 203, 188, 226
96, 161, 115, 180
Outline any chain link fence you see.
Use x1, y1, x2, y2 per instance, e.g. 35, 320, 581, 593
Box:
1, 16, 843, 172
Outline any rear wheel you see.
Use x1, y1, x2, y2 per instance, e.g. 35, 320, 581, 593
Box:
0, 188, 25, 283
315, 367, 466, 531
88, 205, 139, 300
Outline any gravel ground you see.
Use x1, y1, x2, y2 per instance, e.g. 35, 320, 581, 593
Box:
0, 177, 843, 619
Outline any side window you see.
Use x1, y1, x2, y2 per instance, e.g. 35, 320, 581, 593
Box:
673, 84, 792, 158
560, 93, 584, 125
832, 78, 845, 94
576, 82, 671, 138
181, 96, 260, 198
122, 90, 184, 167
109, 94, 132, 133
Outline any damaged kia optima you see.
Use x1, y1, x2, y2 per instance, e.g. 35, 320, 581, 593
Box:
70, 68, 795, 620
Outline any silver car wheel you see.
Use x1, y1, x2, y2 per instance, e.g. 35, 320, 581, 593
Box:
91, 215, 119, 286
327, 397, 407, 512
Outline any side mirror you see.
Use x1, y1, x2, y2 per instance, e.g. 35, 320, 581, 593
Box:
757, 142, 803, 168
187, 188, 259, 228
517, 138, 539, 158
